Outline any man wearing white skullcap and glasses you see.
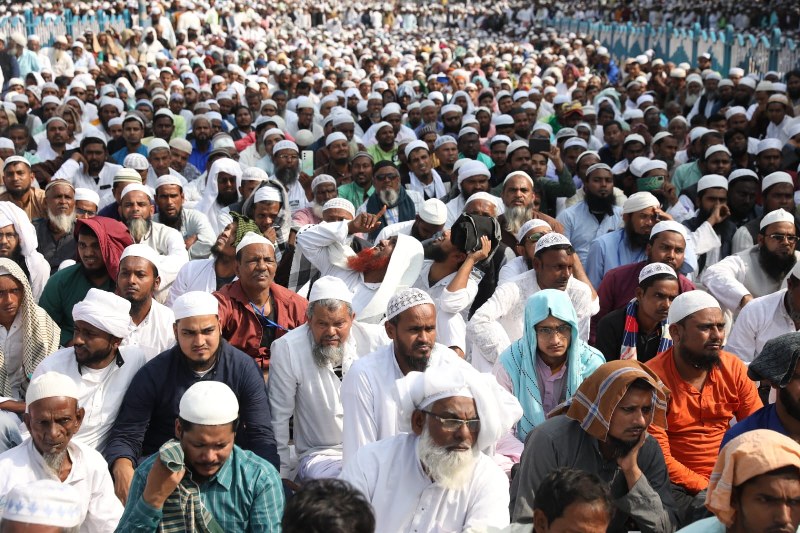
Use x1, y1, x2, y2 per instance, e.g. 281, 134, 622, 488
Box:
0, 372, 123, 531
118, 381, 284, 531
104, 291, 279, 506
646, 291, 762, 527
31, 288, 147, 452
340, 288, 472, 465
269, 276, 388, 481
340, 365, 521, 532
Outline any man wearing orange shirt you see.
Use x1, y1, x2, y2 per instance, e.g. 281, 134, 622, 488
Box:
646, 290, 762, 529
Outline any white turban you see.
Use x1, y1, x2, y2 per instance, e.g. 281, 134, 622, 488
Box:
395, 366, 523, 452
308, 275, 354, 304
72, 288, 132, 339
457, 160, 490, 185
172, 291, 219, 320
418, 198, 447, 226
622, 192, 660, 214
0, 201, 37, 258
668, 290, 720, 324
195, 159, 243, 222
26, 371, 80, 409
179, 381, 239, 425
254, 186, 283, 204
1, 480, 81, 527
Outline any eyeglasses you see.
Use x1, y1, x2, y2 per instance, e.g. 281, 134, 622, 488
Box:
535, 324, 572, 337
768, 233, 798, 243
420, 410, 481, 432
0, 232, 18, 242
374, 173, 399, 182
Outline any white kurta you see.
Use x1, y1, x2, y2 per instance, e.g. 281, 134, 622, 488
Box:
51, 158, 122, 201
166, 257, 222, 306
701, 246, 799, 312
269, 321, 389, 478
725, 289, 797, 362
340, 433, 510, 533
413, 260, 480, 352
138, 221, 190, 303
0, 439, 123, 533
340, 343, 471, 465
467, 273, 597, 373
31, 346, 147, 452
120, 300, 176, 360
498, 256, 528, 286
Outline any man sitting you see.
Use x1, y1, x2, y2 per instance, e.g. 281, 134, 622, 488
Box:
269, 276, 387, 481
596, 263, 680, 363
34, 180, 76, 274
646, 291, 762, 527
341, 366, 521, 532
0, 372, 123, 530
0, 201, 50, 300
511, 360, 676, 532
118, 382, 285, 531
103, 291, 279, 504
532, 469, 613, 533
152, 175, 215, 260
497, 287, 605, 443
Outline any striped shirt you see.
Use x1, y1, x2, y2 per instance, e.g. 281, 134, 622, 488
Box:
118, 444, 285, 532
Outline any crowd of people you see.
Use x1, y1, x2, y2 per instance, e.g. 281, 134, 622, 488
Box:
0, 0, 798, 532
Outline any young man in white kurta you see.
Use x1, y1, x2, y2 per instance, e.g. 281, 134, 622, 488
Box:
269, 276, 389, 480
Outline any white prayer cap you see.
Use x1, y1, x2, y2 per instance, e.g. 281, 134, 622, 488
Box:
489, 135, 512, 146
322, 198, 355, 217
179, 381, 239, 425
762, 171, 794, 192
253, 186, 282, 204
783, 121, 800, 141
395, 366, 522, 452
441, 104, 462, 116
235, 231, 274, 254
381, 103, 402, 118
434, 135, 457, 149
534, 232, 571, 255
121, 183, 153, 200
308, 275, 353, 304
147, 138, 170, 155
689, 127, 710, 143
586, 163, 612, 176
155, 175, 183, 190
727, 169, 759, 184
273, 140, 298, 155
242, 167, 269, 183
760, 208, 795, 230
0, 480, 81, 528
516, 219, 552, 244
628, 157, 651, 178
325, 132, 347, 146
0, 138, 14, 150
72, 288, 132, 338
563, 137, 588, 151
418, 198, 447, 225
123, 153, 149, 170
169, 138, 193, 154
650, 220, 688, 240
492, 114, 514, 126
639, 262, 678, 284
697, 174, 728, 192
506, 140, 530, 158
464, 192, 499, 209
172, 291, 219, 320
26, 371, 80, 409
404, 140, 429, 159
643, 160, 668, 174
622, 192, 659, 214
74, 188, 100, 206
725, 106, 747, 119
2, 155, 29, 170
120, 243, 161, 271
757, 138, 783, 154
704, 145, 730, 160
503, 170, 535, 188
458, 127, 479, 139
386, 288, 435, 320
729, 67, 745, 77
652, 132, 673, 145
623, 134, 646, 146
739, 77, 757, 89
668, 290, 720, 324
311, 174, 337, 191
457, 160, 490, 185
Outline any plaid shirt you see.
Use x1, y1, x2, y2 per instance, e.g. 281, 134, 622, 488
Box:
118, 444, 285, 532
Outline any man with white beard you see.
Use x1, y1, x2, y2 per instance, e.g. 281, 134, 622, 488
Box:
291, 175, 339, 227
34, 180, 77, 274
497, 170, 563, 250
269, 276, 388, 481
0, 372, 123, 531
271, 140, 310, 211
117, 184, 189, 303
340, 365, 521, 532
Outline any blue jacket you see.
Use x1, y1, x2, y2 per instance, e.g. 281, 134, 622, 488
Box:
104, 340, 279, 470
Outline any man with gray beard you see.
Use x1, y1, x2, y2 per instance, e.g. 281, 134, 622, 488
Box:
268, 276, 388, 482
271, 140, 311, 212
340, 365, 521, 532
117, 183, 189, 303
0, 372, 123, 531
497, 171, 563, 251
34, 180, 77, 274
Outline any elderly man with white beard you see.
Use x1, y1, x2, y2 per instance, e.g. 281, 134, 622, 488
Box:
34, 180, 77, 274
296, 208, 424, 324
269, 276, 388, 481
291, 174, 339, 227
0, 372, 123, 531
117, 184, 189, 303
497, 170, 563, 251
340, 365, 522, 532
